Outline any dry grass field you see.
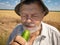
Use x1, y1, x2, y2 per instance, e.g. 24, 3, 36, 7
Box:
0, 10, 60, 45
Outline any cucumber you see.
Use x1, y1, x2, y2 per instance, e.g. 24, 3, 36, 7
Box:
21, 30, 30, 41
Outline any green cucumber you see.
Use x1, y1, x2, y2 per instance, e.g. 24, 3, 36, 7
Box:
21, 30, 30, 41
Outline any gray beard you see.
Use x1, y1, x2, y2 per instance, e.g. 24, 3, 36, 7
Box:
23, 23, 41, 33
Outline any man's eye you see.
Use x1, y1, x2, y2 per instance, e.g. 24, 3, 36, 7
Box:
22, 16, 26, 17
21, 15, 26, 17
33, 15, 38, 17
32, 14, 38, 17
34, 16, 38, 17
21, 14, 26, 17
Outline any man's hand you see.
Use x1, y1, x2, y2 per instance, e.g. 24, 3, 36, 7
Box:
9, 35, 27, 45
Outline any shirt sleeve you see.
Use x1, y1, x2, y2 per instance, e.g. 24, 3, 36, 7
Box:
6, 24, 24, 45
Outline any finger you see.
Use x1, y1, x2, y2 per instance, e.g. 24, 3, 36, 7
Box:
10, 42, 20, 45
14, 35, 27, 45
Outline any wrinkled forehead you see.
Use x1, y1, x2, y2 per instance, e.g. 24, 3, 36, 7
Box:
20, 3, 43, 13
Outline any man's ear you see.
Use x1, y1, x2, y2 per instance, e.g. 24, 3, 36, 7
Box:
41, 11, 46, 17
43, 11, 48, 16
44, 11, 46, 16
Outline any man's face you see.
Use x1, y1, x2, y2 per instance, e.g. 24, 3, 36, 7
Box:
20, 3, 44, 33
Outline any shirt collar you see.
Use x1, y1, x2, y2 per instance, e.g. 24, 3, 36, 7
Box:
38, 22, 48, 38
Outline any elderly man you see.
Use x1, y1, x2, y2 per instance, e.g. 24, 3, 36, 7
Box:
7, 0, 60, 45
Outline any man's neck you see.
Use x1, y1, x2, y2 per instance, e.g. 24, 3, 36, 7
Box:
30, 24, 42, 37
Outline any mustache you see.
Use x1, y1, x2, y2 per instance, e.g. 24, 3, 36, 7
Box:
23, 22, 35, 26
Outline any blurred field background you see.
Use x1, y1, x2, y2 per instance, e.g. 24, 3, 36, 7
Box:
0, 10, 60, 45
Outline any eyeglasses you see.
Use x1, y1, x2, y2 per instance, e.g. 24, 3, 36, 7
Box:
20, 13, 43, 20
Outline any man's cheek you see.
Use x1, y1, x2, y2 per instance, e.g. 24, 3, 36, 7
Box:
34, 21, 40, 26
21, 20, 25, 23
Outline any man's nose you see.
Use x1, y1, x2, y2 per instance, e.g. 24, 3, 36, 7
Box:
26, 16, 32, 23
27, 19, 32, 23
